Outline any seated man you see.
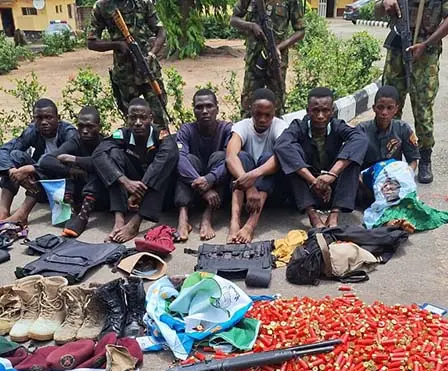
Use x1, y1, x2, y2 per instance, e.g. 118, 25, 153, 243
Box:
93, 97, 178, 243
275, 87, 368, 228
175, 89, 232, 241
39, 106, 106, 237
226, 88, 288, 243
0, 98, 77, 224
359, 85, 420, 171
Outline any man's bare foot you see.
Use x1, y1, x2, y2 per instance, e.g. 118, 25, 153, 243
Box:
0, 211, 10, 220
113, 215, 142, 243
325, 209, 340, 228
227, 219, 240, 244
235, 223, 255, 244
105, 213, 125, 242
4, 213, 28, 226
177, 207, 192, 242
177, 223, 192, 241
200, 207, 215, 241
307, 207, 325, 228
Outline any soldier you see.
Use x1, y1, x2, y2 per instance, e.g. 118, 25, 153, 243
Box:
230, 0, 305, 117
376, 0, 448, 183
87, 0, 167, 129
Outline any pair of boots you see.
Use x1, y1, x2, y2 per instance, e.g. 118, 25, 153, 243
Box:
418, 148, 433, 184
96, 277, 146, 338
9, 275, 68, 342
53, 282, 105, 344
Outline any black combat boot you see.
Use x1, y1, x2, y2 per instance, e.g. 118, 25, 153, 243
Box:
122, 277, 146, 337
418, 148, 434, 184
97, 278, 127, 338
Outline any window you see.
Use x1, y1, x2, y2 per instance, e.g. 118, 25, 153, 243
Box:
67, 4, 72, 18
59, 5, 63, 12
55, 5, 59, 13
22, 7, 37, 15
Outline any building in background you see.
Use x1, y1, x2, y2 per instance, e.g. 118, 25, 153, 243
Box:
0, 0, 76, 37
308, 0, 353, 17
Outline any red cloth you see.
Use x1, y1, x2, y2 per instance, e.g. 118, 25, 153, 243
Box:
14, 346, 58, 371
76, 332, 117, 369
135, 225, 176, 255
6, 347, 28, 367
116, 337, 143, 365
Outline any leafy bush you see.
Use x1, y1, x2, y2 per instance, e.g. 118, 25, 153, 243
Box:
286, 11, 381, 112
359, 1, 388, 22
61, 67, 121, 134
0, 34, 34, 75
202, 14, 241, 39
0, 72, 47, 143
42, 30, 77, 56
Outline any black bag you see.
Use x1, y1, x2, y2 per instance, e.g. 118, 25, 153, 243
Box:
286, 236, 322, 285
15, 234, 128, 284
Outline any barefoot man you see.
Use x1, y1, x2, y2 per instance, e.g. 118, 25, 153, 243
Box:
226, 88, 288, 243
175, 89, 232, 241
274, 87, 368, 228
93, 98, 178, 243
0, 98, 77, 224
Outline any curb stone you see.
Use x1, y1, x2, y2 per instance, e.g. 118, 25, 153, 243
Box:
282, 79, 382, 124
355, 19, 389, 27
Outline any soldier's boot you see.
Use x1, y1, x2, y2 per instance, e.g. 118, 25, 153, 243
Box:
9, 275, 44, 343
0, 285, 22, 335
122, 277, 146, 337
76, 282, 105, 340
97, 279, 127, 338
53, 285, 87, 344
418, 148, 434, 184
28, 276, 68, 341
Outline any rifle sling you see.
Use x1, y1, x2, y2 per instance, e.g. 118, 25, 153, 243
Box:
413, 0, 425, 44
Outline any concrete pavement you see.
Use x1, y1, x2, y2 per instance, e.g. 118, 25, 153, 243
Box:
2, 20, 448, 370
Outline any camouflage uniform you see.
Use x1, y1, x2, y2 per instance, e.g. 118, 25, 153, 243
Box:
383, 0, 448, 149
88, 0, 167, 128
232, 0, 305, 117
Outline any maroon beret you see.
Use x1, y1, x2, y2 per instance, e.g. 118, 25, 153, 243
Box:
46, 339, 95, 370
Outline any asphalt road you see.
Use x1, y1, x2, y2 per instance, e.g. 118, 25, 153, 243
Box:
2, 20, 448, 370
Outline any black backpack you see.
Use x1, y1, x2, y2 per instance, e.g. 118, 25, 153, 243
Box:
15, 234, 128, 284
286, 236, 322, 285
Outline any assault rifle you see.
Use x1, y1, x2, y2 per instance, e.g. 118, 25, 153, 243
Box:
253, 0, 284, 108
167, 339, 341, 371
112, 9, 172, 123
384, 0, 412, 89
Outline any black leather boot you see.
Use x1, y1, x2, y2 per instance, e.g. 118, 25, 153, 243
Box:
418, 148, 434, 184
97, 278, 127, 338
122, 277, 146, 337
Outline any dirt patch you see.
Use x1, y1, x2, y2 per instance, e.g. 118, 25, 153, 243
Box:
0, 40, 248, 118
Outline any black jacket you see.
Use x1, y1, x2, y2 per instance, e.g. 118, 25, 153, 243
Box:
274, 116, 368, 175
92, 127, 178, 191
0, 121, 77, 173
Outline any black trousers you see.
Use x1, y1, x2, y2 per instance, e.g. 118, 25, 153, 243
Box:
62, 175, 108, 210
289, 163, 361, 212
238, 151, 277, 195
97, 148, 174, 222
174, 151, 228, 208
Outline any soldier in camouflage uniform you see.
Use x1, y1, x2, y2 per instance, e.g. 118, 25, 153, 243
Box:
230, 0, 305, 117
87, 0, 167, 129
376, 0, 448, 183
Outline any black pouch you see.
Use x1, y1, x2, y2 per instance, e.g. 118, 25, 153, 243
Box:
23, 234, 65, 256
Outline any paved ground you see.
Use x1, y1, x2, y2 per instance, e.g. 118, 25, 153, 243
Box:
2, 20, 448, 370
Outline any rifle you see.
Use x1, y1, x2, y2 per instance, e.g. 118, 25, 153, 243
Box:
253, 0, 284, 109
384, 0, 412, 89
167, 339, 341, 371
112, 9, 172, 124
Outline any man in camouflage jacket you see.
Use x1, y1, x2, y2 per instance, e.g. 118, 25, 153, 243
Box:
377, 0, 448, 183
230, 0, 305, 117
87, 0, 167, 129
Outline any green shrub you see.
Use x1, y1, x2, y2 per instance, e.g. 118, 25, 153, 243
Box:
0, 34, 34, 75
286, 11, 381, 112
202, 14, 241, 39
61, 67, 120, 134
0, 72, 47, 143
359, 1, 388, 22
42, 33, 65, 56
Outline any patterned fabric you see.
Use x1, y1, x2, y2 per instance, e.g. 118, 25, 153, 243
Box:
383, 46, 441, 149
233, 0, 304, 116
406, 0, 448, 43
